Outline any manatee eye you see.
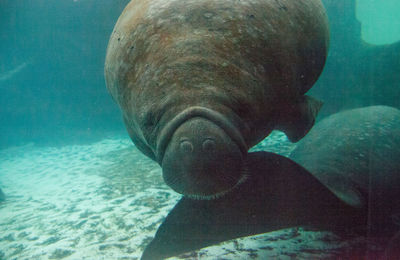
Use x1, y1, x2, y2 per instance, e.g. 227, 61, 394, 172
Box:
180, 140, 193, 153
202, 138, 216, 152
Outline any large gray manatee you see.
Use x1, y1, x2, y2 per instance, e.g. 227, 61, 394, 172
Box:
105, 0, 329, 198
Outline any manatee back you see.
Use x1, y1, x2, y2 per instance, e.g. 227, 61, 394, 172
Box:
105, 0, 329, 98
291, 106, 400, 190
104, 0, 330, 155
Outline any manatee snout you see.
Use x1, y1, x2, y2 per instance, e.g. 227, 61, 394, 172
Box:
159, 111, 247, 198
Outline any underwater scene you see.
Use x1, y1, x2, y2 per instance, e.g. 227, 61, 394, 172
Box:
1, 0, 400, 259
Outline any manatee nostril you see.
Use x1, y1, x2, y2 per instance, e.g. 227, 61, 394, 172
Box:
202, 138, 216, 152
161, 116, 246, 197
180, 140, 193, 153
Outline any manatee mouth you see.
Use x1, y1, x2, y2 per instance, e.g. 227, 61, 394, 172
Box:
156, 106, 248, 198
185, 173, 249, 200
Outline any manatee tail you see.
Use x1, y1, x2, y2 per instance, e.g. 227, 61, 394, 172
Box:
141, 151, 331, 259
276, 95, 323, 142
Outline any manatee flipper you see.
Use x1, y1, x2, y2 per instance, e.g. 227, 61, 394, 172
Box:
306, 170, 365, 208
276, 95, 323, 142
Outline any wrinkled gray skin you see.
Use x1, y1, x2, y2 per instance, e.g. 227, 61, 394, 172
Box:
105, 0, 329, 197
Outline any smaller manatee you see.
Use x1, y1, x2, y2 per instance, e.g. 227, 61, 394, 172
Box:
289, 105, 400, 257
290, 106, 400, 221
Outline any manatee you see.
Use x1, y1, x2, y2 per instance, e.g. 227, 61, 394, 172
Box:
142, 105, 400, 258
105, 0, 329, 197
290, 105, 400, 234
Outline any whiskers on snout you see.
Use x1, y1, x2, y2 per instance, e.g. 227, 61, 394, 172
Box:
183, 165, 250, 200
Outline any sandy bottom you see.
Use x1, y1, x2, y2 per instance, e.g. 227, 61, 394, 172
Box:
0, 137, 180, 259
0, 132, 371, 259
